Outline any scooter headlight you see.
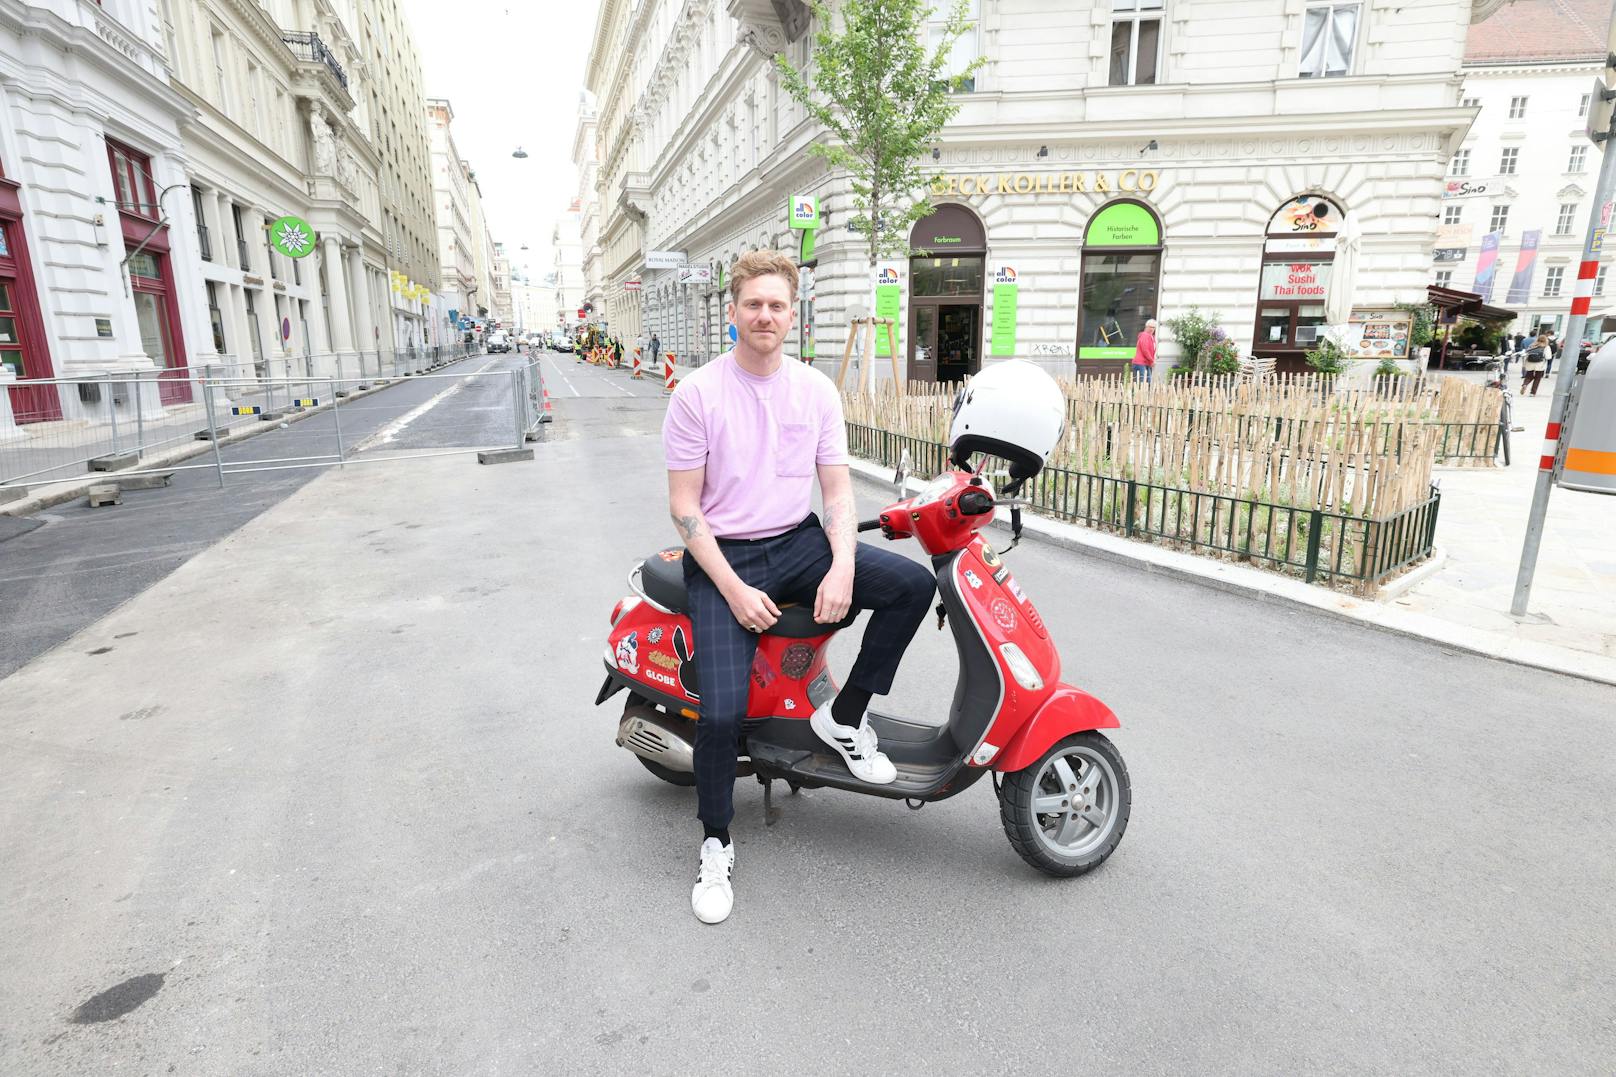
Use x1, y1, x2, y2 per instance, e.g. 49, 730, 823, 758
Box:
998, 643, 1045, 691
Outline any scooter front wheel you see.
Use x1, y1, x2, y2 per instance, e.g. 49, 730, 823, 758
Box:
998, 732, 1130, 877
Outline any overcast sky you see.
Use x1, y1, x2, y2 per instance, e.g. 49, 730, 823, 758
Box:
400, 0, 596, 287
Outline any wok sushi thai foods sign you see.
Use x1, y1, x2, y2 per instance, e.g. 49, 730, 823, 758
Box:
1259, 262, 1331, 301
1340, 309, 1413, 361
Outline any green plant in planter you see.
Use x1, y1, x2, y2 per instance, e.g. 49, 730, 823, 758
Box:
1305, 338, 1347, 375
1373, 358, 1406, 379
1204, 337, 1242, 375
1164, 309, 1215, 370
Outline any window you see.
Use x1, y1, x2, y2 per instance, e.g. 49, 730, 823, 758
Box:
1598, 265, 1609, 297
1556, 203, 1577, 235
1580, 93, 1592, 119
210, 27, 230, 113
233, 204, 250, 270
206, 282, 227, 352
926, 0, 979, 92
246, 63, 260, 129
1449, 148, 1470, 176
1443, 204, 1463, 225
1508, 96, 1527, 119
1543, 266, 1565, 297
1110, 0, 1164, 86
1299, 4, 1359, 78
1499, 146, 1518, 175
1569, 145, 1588, 173
106, 140, 155, 217
191, 185, 211, 260
1435, 269, 1453, 288
1489, 204, 1510, 233
1462, 96, 1480, 109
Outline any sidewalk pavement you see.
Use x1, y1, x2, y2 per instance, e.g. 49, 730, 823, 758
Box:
849, 380, 1616, 686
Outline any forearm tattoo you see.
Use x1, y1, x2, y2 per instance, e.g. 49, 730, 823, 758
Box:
671, 511, 707, 542
824, 493, 856, 547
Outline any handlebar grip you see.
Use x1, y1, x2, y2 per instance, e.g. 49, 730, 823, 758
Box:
958, 489, 994, 516
858, 518, 882, 532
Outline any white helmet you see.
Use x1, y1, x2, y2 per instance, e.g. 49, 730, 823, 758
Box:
948, 360, 1066, 481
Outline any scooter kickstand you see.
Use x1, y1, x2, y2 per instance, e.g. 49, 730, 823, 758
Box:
759, 775, 781, 827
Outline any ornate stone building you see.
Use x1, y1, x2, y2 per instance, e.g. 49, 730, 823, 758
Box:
597, 0, 1504, 380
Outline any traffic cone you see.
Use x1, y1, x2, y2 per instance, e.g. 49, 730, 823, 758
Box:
541, 385, 554, 423
632, 348, 643, 379
663, 352, 678, 394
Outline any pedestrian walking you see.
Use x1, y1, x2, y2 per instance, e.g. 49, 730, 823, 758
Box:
1131, 319, 1157, 382
1521, 332, 1550, 395
649, 331, 661, 365
664, 250, 934, 925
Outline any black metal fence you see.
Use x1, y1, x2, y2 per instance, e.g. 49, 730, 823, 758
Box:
846, 422, 1441, 591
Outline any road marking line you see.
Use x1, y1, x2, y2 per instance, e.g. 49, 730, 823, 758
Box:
351, 356, 506, 452
546, 355, 582, 397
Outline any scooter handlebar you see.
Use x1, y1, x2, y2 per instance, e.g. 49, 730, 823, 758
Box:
858, 518, 882, 532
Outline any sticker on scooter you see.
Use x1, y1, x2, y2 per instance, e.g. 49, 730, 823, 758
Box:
963, 568, 984, 590
980, 545, 1002, 568
783, 698, 796, 711
990, 598, 1017, 631
648, 627, 664, 645
751, 650, 777, 690
615, 631, 639, 674
1007, 579, 1026, 602
657, 549, 684, 562
648, 651, 679, 671
672, 627, 700, 701
780, 642, 815, 679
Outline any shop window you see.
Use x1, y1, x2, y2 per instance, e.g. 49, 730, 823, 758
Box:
926, 0, 978, 92
1253, 194, 1341, 355
1488, 205, 1509, 234
1556, 203, 1577, 235
1498, 146, 1518, 175
912, 257, 985, 297
1449, 149, 1470, 177
106, 139, 156, 218
1299, 4, 1358, 78
1569, 145, 1588, 173
1543, 266, 1564, 298
1077, 200, 1162, 364
1109, 0, 1164, 86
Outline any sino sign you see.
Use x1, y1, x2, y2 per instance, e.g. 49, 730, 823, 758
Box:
269, 214, 316, 259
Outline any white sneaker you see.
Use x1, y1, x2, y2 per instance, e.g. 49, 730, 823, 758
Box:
691, 838, 734, 925
809, 702, 898, 785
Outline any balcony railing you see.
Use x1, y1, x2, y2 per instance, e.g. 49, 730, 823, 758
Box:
283, 31, 348, 91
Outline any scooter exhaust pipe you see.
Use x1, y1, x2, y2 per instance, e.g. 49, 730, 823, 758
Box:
616, 704, 696, 773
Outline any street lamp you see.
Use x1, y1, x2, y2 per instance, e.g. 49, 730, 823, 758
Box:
512, 146, 528, 159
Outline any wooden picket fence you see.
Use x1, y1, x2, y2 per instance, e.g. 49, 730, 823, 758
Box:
843, 373, 1500, 520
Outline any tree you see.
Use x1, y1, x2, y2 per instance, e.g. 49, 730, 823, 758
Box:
776, 0, 981, 273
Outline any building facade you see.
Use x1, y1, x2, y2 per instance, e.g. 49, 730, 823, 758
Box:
552, 202, 585, 334
609, 0, 1502, 382
427, 98, 477, 326
0, 0, 202, 424
586, 0, 648, 346
1439, 0, 1609, 343
573, 95, 606, 331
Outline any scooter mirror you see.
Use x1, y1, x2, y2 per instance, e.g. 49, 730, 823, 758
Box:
893, 448, 910, 497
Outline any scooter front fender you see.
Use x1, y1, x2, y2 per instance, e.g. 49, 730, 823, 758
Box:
993, 684, 1119, 773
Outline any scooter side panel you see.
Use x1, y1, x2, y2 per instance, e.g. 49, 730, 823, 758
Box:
955, 535, 1063, 756
993, 684, 1120, 773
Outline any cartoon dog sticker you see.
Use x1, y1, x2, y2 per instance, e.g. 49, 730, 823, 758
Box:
615, 630, 639, 675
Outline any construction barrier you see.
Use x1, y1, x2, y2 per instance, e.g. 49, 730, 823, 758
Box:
632, 348, 643, 379
664, 353, 678, 394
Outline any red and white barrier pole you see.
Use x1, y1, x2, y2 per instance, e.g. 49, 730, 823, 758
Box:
632, 348, 642, 379
663, 353, 677, 394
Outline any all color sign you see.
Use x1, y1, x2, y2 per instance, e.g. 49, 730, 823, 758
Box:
788, 194, 820, 230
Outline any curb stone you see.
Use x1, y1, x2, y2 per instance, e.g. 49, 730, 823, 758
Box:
849, 458, 1616, 688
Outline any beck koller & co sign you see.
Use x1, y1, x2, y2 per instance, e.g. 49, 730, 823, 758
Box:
932, 170, 1161, 198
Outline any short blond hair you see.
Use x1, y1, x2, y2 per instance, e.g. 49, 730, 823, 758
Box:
729, 249, 799, 304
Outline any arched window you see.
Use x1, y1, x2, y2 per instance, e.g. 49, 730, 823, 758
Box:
1077, 199, 1163, 370
1254, 194, 1343, 357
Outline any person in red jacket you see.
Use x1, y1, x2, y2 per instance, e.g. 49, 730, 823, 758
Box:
1131, 319, 1157, 382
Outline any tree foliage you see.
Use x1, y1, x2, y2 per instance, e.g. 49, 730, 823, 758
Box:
776, 0, 982, 268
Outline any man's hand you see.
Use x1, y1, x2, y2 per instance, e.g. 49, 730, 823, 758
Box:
814, 561, 853, 623
724, 583, 781, 633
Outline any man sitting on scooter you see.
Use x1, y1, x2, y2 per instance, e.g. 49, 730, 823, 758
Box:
663, 249, 937, 925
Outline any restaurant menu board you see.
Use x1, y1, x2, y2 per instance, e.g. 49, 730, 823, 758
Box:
1340, 310, 1412, 360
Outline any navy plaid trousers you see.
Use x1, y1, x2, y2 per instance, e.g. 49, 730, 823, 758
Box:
682, 516, 936, 830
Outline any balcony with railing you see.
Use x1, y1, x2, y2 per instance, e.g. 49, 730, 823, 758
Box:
282, 31, 348, 91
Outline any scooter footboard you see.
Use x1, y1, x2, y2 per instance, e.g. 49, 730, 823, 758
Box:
994, 684, 1119, 772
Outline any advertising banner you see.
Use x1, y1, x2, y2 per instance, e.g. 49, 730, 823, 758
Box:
1258, 261, 1332, 302
1471, 231, 1502, 297
1504, 229, 1541, 305
1340, 309, 1413, 360
874, 265, 901, 357
991, 267, 1019, 356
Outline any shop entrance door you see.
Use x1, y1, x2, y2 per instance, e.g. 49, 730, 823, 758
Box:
1, 274, 61, 423
128, 252, 192, 405
908, 302, 982, 384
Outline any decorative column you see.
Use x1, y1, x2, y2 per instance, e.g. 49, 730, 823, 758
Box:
216, 192, 237, 269
322, 236, 354, 357
347, 249, 377, 376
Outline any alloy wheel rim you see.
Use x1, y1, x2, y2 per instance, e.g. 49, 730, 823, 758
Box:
1029, 746, 1118, 859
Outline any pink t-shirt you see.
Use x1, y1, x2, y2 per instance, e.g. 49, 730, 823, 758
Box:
663, 352, 850, 540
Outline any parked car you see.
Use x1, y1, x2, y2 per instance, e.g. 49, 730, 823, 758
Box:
487, 330, 511, 353
550, 334, 573, 353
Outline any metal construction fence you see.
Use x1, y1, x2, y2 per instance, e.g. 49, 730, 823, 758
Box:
1, 349, 547, 495
846, 423, 1441, 593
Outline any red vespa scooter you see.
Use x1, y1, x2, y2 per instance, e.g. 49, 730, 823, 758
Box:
597, 465, 1130, 876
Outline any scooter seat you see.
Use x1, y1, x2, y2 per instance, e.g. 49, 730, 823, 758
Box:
640, 548, 858, 637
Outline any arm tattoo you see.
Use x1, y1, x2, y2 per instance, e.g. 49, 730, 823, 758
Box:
671, 511, 706, 542
824, 493, 856, 545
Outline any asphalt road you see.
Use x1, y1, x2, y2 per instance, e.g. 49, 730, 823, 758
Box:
1, 354, 1612, 1075
0, 351, 534, 680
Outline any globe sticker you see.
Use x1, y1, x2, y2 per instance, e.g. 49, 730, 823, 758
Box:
269, 214, 316, 259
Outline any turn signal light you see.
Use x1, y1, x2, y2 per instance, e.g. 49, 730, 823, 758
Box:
998, 643, 1045, 691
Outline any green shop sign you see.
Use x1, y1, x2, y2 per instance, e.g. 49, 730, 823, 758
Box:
874, 266, 901, 357
788, 195, 819, 230
269, 214, 317, 259
990, 267, 1019, 357
1078, 346, 1137, 360
1085, 202, 1159, 248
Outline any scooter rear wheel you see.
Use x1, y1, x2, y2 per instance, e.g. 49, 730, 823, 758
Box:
637, 757, 697, 787
998, 732, 1130, 877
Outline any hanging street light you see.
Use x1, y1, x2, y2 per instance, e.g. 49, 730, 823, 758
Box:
511, 146, 528, 159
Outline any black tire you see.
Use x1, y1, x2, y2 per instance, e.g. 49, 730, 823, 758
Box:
998, 732, 1130, 877
637, 756, 696, 787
